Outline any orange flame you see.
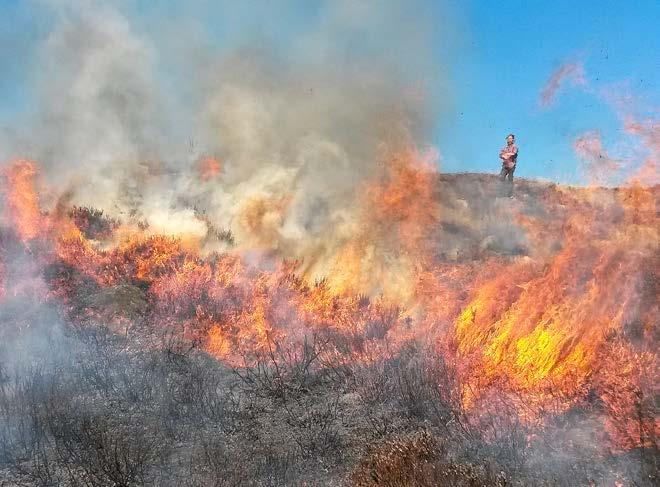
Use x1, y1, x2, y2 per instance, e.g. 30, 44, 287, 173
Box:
198, 157, 223, 181
3, 160, 43, 242
1, 156, 656, 452
329, 147, 440, 302
453, 185, 657, 417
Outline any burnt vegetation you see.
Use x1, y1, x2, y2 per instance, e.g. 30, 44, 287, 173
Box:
0, 175, 658, 486
1, 316, 657, 485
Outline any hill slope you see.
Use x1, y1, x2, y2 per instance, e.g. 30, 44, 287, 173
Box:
0, 169, 657, 486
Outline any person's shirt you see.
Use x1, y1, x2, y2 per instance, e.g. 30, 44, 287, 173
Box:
500, 143, 518, 168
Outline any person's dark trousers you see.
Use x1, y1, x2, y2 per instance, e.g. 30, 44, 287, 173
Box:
499, 165, 515, 197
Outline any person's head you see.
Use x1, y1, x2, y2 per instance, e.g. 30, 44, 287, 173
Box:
506, 133, 515, 145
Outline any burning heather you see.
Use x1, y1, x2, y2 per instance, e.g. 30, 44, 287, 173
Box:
0, 1, 658, 486
1, 152, 657, 484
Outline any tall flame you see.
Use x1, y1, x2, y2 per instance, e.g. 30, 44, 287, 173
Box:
3, 160, 43, 242
0, 157, 657, 451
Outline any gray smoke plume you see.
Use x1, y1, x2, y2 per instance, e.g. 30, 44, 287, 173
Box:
1, 0, 456, 281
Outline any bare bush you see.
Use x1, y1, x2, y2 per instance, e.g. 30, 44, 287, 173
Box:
232, 334, 344, 458
353, 360, 397, 438
185, 437, 299, 487
48, 411, 164, 487
282, 393, 342, 458
233, 333, 334, 400
0, 368, 60, 486
390, 345, 464, 434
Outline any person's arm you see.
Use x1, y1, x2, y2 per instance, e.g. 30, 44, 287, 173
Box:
511, 146, 518, 164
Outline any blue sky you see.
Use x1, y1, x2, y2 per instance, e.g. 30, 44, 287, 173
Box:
439, 0, 659, 183
1, 0, 658, 185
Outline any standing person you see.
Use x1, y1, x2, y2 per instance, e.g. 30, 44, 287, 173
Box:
499, 133, 518, 198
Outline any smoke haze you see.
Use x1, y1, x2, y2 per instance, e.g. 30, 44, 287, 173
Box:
0, 0, 457, 290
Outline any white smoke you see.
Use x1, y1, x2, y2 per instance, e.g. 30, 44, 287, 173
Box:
1, 0, 450, 278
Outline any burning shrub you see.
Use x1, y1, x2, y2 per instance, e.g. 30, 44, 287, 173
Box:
595, 336, 658, 454
1, 155, 658, 485
68, 206, 120, 241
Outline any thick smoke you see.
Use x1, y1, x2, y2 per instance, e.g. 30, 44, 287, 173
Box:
1, 0, 451, 287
